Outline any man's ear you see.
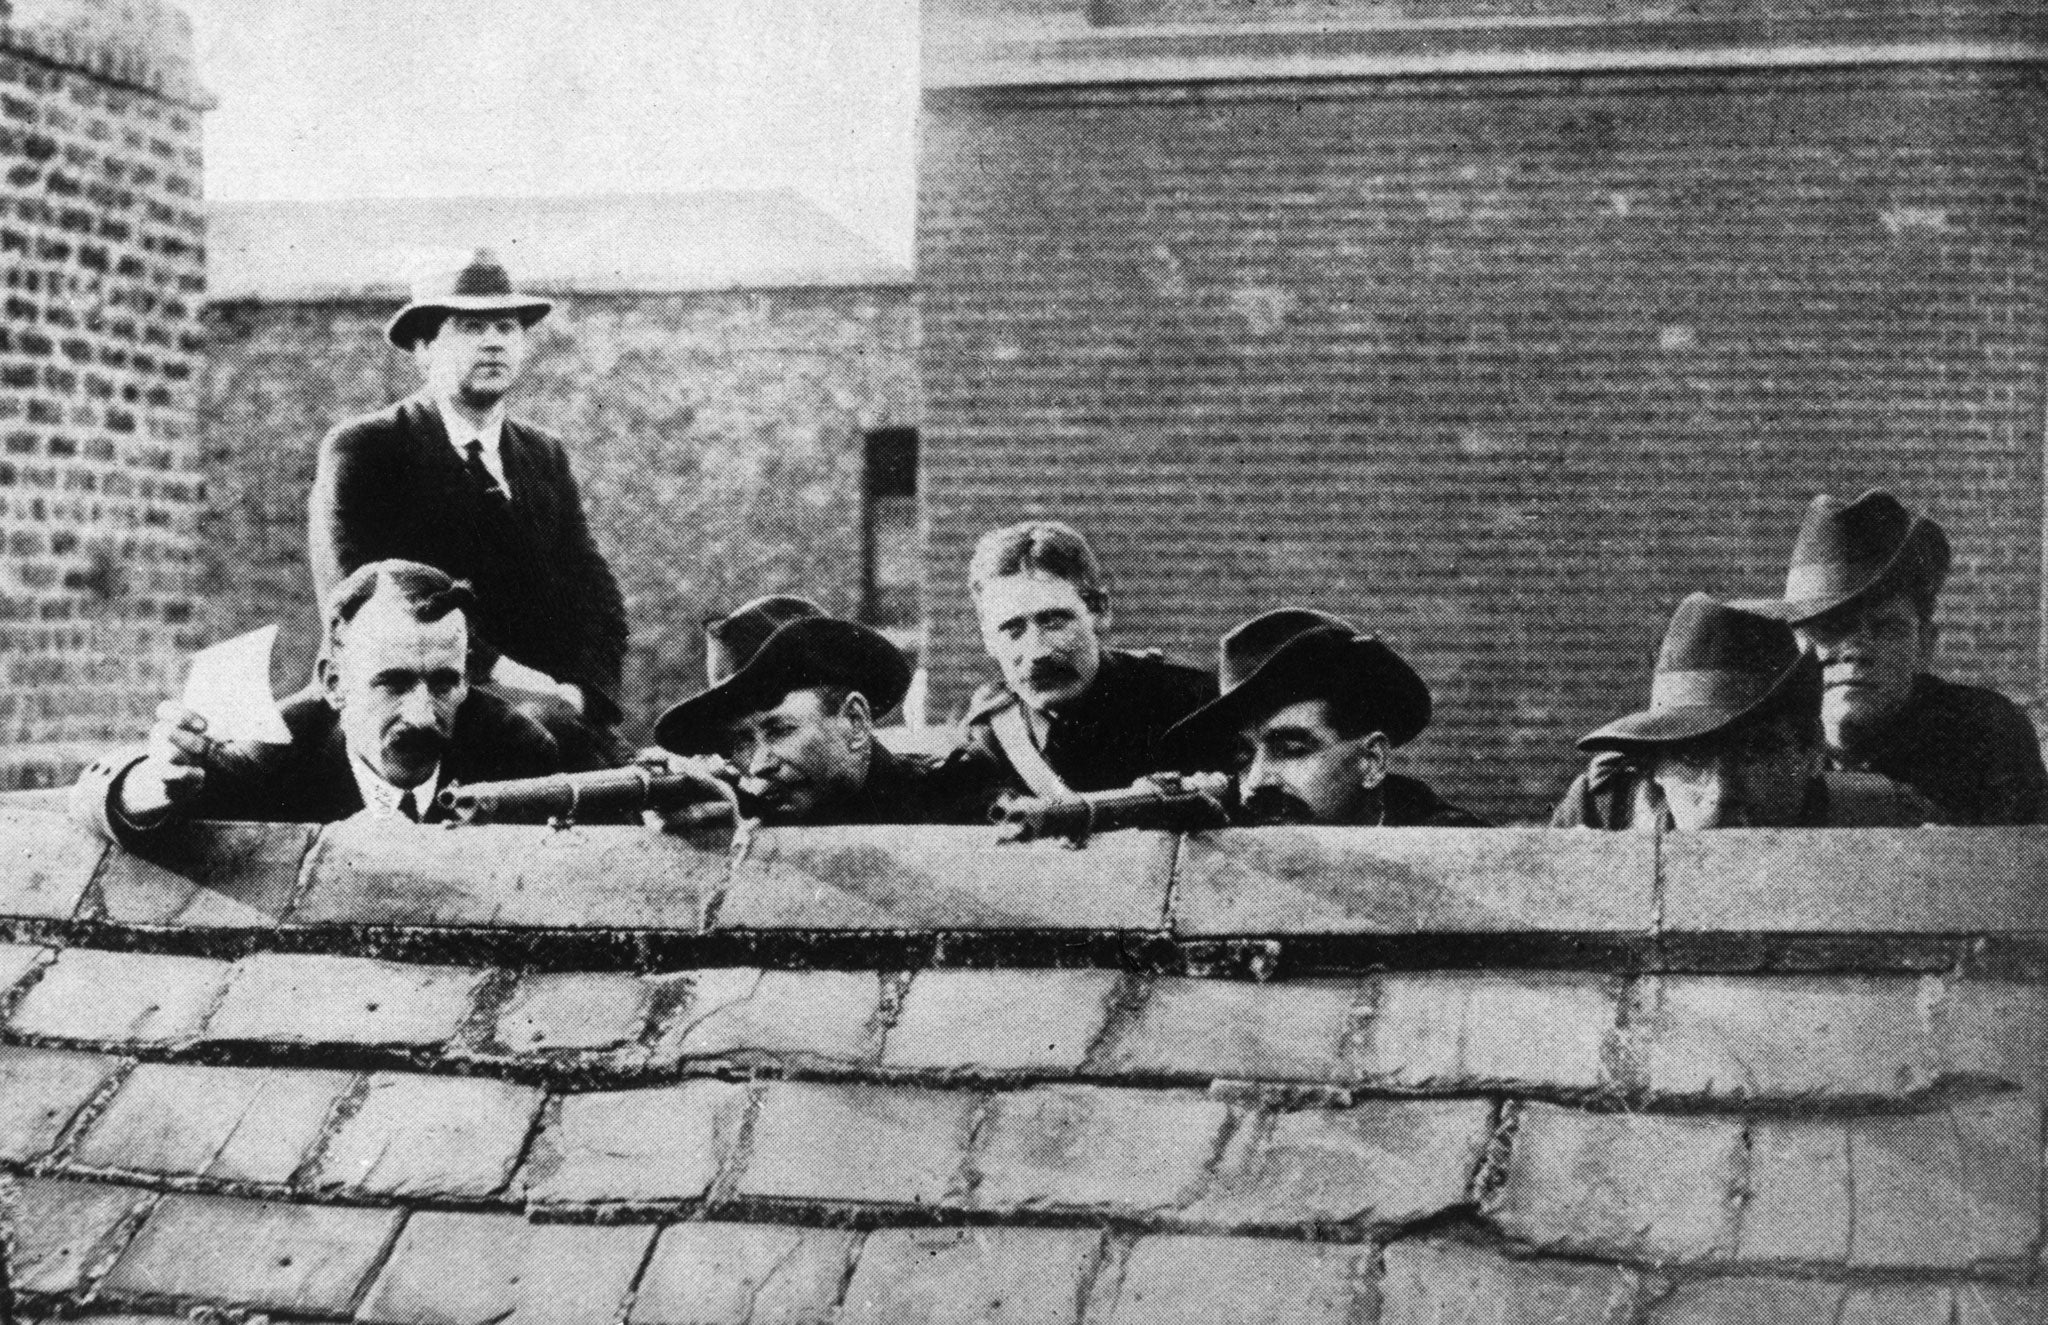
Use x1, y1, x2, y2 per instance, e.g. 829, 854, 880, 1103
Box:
317, 652, 344, 711
1352, 731, 1391, 791
838, 691, 874, 745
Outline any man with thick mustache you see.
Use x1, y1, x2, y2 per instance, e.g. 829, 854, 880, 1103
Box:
72, 561, 563, 840
1163, 610, 1485, 827
308, 249, 628, 769
1737, 490, 2045, 825
957, 521, 1215, 799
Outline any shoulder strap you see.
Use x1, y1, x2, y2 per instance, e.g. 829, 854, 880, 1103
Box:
989, 704, 1071, 798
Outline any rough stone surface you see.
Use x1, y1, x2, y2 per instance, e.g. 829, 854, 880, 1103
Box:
312, 1073, 544, 1198
656, 966, 883, 1063
103, 1194, 402, 1316
0, 1046, 117, 1161
0, 1176, 156, 1296
202, 952, 486, 1047
1100, 1234, 1371, 1325
1093, 977, 1365, 1084
488, 970, 651, 1053
1488, 1103, 1742, 1260
1737, 1119, 1853, 1264
0, 807, 105, 917
1368, 973, 1616, 1090
1379, 1239, 1643, 1324
71, 1063, 348, 1184
885, 968, 1119, 1072
94, 821, 315, 927
8, 947, 230, 1044
842, 1226, 1101, 1325
631, 1222, 860, 1325
736, 1081, 975, 1208
972, 1085, 1229, 1215
1846, 1098, 2041, 1269
522, 1079, 749, 1206
356, 1211, 657, 1325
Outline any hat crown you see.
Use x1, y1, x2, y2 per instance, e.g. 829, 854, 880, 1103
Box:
705, 595, 824, 683
411, 247, 516, 303
1782, 488, 1949, 612
1649, 593, 1799, 710
1218, 609, 1360, 690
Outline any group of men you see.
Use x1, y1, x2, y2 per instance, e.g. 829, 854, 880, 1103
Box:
72, 251, 2048, 843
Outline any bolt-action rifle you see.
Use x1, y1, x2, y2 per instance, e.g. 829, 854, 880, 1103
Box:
437, 759, 743, 826
991, 771, 1236, 844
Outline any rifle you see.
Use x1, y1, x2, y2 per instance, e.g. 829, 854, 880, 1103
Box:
992, 772, 1236, 844
437, 760, 742, 826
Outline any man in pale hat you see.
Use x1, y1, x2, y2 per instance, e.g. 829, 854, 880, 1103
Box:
653, 598, 994, 826
1554, 594, 1937, 830
308, 248, 628, 770
1164, 610, 1485, 827
958, 520, 1215, 798
1735, 488, 2044, 825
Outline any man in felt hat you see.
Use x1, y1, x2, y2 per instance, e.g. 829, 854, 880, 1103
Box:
652, 598, 994, 826
308, 248, 628, 770
73, 560, 564, 843
957, 520, 1215, 798
1554, 594, 1937, 830
1163, 610, 1484, 827
1736, 489, 2045, 825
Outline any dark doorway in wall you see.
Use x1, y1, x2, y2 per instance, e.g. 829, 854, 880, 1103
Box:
862, 427, 921, 647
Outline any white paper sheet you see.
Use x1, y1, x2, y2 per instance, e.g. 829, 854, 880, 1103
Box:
181, 625, 292, 744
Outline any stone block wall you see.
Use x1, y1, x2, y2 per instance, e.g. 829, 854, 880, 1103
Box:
199, 284, 918, 737
0, 0, 207, 791
918, 1, 2048, 826
1, 809, 2045, 1319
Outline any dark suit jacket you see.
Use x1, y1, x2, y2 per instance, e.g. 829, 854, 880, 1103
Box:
308, 394, 629, 724
72, 685, 563, 843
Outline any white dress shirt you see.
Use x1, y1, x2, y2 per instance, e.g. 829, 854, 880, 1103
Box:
436, 395, 511, 495
349, 752, 442, 822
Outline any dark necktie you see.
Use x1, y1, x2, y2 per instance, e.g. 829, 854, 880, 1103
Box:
464, 440, 509, 505
398, 792, 421, 822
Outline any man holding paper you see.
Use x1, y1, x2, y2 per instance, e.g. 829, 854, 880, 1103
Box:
72, 561, 563, 840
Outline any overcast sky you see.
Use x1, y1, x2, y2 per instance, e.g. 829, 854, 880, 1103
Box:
180, 0, 921, 261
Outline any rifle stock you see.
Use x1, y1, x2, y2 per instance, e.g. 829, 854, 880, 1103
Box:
992, 772, 1235, 844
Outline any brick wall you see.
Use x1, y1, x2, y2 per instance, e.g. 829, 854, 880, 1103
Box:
919, 55, 2048, 824
200, 285, 917, 739
2, 810, 2046, 1319
0, 0, 207, 790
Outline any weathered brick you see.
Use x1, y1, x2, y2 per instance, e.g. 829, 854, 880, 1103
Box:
1378, 1239, 1642, 1324
9, 947, 230, 1045
972, 1085, 1228, 1215
1188, 1098, 1491, 1228
522, 1079, 749, 1206
202, 952, 485, 1048
295, 819, 716, 928
1664, 830, 2048, 934
489, 971, 650, 1053
1092, 977, 1365, 1084
654, 967, 882, 1064
95, 820, 314, 927
356, 1211, 656, 1325
1648, 1277, 1846, 1324
0, 1175, 155, 1295
1848, 1097, 2040, 1268
313, 1073, 543, 1198
0, 1046, 117, 1161
1100, 1234, 1371, 1325
72, 1063, 347, 1184
1487, 1103, 1742, 1260
631, 1222, 859, 1325
736, 1082, 975, 1208
1736, 1120, 1851, 1263
842, 1226, 1100, 1325
719, 825, 1170, 930
1172, 827, 1654, 935
0, 803, 103, 919
1633, 975, 1943, 1101
885, 968, 1118, 1072
103, 1193, 401, 1316
1367, 973, 1616, 1090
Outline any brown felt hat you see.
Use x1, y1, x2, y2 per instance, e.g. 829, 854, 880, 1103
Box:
1579, 593, 1819, 752
654, 601, 909, 755
1163, 608, 1432, 760
1734, 489, 1950, 626
385, 248, 553, 350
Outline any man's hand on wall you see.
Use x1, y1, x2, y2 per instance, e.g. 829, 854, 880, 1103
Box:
490, 655, 584, 714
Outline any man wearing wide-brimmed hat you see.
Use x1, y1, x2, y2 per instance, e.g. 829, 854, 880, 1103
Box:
1163, 610, 1485, 827
1734, 489, 2044, 826
308, 248, 628, 770
652, 598, 994, 825
1553, 594, 1937, 830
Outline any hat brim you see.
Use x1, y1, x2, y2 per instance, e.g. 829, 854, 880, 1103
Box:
386, 296, 554, 350
1735, 519, 1951, 626
653, 618, 910, 755
1578, 653, 1818, 753
1163, 629, 1432, 763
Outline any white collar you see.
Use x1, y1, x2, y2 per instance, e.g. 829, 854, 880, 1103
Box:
349, 751, 441, 822
434, 395, 510, 491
